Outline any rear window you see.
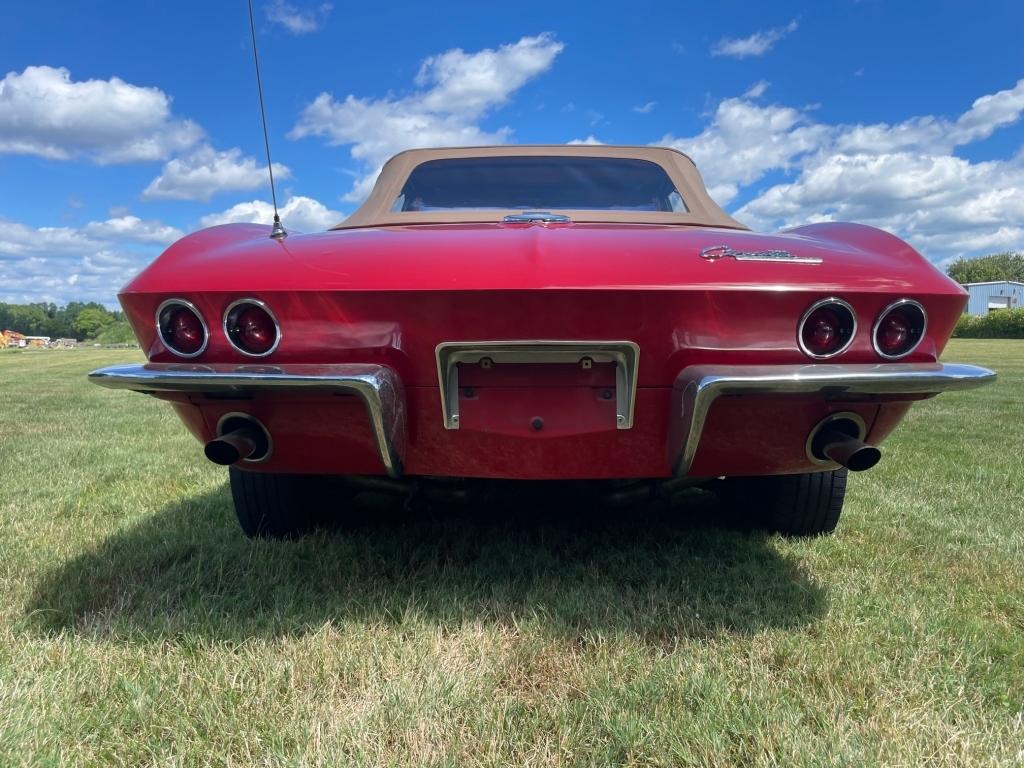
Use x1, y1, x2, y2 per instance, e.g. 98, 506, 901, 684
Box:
391, 156, 688, 213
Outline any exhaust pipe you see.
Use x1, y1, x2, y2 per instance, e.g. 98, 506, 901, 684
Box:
814, 425, 881, 472
205, 425, 263, 465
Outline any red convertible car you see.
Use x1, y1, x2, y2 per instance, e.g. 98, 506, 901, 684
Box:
91, 145, 995, 537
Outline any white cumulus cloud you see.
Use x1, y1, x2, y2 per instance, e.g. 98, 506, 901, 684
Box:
0, 214, 183, 305
675, 78, 1024, 263
81, 216, 185, 245
200, 195, 344, 232
142, 145, 291, 201
265, 0, 332, 34
290, 34, 564, 201
659, 98, 829, 204
743, 80, 770, 99
0, 65, 201, 163
711, 20, 798, 59
836, 79, 1024, 155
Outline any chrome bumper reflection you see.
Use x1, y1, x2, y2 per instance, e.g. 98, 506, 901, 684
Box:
89, 363, 406, 477
670, 362, 996, 476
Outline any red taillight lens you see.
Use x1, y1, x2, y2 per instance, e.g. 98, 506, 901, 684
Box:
799, 300, 856, 358
170, 310, 204, 354
804, 308, 840, 354
236, 306, 275, 354
157, 300, 207, 357
225, 300, 279, 356
873, 301, 926, 359
877, 312, 909, 355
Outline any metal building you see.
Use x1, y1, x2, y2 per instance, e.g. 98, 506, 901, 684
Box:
962, 281, 1024, 316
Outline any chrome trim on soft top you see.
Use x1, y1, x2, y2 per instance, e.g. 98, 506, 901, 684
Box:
435, 340, 639, 430
669, 362, 996, 476
88, 363, 406, 477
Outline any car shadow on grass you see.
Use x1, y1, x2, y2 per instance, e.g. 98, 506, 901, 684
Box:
25, 482, 828, 644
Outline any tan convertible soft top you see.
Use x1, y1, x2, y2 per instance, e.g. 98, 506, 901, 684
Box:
334, 145, 747, 230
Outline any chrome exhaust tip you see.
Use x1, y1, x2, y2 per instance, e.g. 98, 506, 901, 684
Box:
206, 414, 271, 465
806, 412, 880, 472
815, 426, 881, 472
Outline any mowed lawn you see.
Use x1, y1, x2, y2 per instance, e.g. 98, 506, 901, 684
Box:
0, 341, 1021, 767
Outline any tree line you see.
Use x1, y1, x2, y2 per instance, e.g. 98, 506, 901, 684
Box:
0, 301, 134, 342
945, 252, 1024, 284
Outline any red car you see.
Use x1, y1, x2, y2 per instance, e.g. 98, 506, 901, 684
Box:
91, 145, 995, 537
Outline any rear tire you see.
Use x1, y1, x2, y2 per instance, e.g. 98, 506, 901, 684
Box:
229, 467, 329, 539
719, 468, 849, 537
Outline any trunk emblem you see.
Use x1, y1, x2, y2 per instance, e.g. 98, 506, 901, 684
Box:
700, 245, 822, 264
502, 211, 572, 224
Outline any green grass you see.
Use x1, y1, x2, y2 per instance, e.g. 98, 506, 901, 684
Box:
0, 342, 1021, 766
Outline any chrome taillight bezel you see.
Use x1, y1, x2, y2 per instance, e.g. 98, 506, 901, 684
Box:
872, 298, 927, 360
797, 297, 858, 360
155, 298, 209, 358
223, 298, 282, 358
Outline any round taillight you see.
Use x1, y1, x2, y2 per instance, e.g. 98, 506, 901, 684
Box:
156, 299, 208, 358
798, 298, 857, 359
873, 300, 926, 359
224, 299, 280, 357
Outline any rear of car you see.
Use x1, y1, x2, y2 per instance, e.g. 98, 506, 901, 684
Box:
90, 146, 995, 537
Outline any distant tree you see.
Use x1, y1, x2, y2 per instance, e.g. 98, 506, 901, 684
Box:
93, 320, 136, 345
51, 302, 88, 338
73, 307, 117, 338
0, 301, 123, 339
947, 252, 1024, 284
1, 303, 49, 335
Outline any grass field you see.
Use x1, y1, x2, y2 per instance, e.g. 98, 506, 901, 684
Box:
0, 341, 1021, 766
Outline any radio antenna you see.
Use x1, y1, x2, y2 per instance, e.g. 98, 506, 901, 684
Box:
247, 0, 286, 240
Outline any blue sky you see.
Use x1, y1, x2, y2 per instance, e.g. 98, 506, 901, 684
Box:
2, 0, 1023, 306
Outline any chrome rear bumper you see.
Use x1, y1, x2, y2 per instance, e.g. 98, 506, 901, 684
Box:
88, 363, 406, 477
669, 362, 996, 475
90, 360, 995, 480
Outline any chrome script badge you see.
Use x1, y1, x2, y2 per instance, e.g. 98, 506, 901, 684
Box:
700, 245, 823, 264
